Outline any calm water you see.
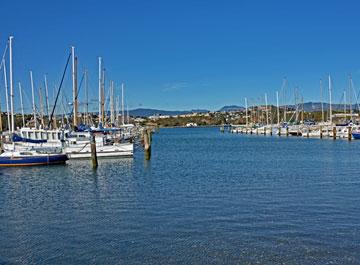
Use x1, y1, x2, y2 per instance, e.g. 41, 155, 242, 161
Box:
1, 127, 360, 264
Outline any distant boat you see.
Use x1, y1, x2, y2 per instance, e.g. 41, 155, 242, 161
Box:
186, 123, 198, 127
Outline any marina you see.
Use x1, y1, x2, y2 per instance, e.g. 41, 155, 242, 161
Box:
2, 1, 360, 264
0, 36, 139, 166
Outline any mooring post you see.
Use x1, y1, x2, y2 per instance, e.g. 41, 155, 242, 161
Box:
0, 133, 3, 153
264, 127, 266, 135
320, 126, 323, 139
143, 128, 151, 160
286, 127, 289, 136
348, 126, 352, 141
90, 131, 98, 169
147, 128, 152, 145
278, 127, 281, 136
307, 127, 309, 138
256, 128, 259, 135
332, 126, 336, 140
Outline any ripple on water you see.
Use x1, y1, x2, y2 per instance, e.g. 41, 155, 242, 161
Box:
1, 127, 360, 264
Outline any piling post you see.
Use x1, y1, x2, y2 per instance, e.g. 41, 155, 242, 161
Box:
147, 128, 152, 145
264, 127, 266, 135
320, 126, 323, 139
256, 128, 258, 135
0, 133, 3, 153
286, 127, 289, 136
332, 127, 336, 140
307, 127, 309, 138
90, 132, 98, 169
278, 127, 281, 136
348, 126, 352, 141
143, 128, 151, 160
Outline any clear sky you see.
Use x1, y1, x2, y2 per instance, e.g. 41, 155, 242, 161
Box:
1, 0, 360, 112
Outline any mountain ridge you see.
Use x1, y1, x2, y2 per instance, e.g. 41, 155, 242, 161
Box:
128, 102, 358, 117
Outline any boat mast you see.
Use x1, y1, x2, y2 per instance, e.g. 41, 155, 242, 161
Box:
276, 91, 280, 126
84, 69, 88, 125
343, 90, 346, 115
245, 97, 248, 127
121, 82, 125, 125
52, 86, 57, 129
71, 46, 78, 127
349, 74, 352, 117
127, 103, 129, 124
329, 74, 333, 124
283, 77, 287, 123
9, 36, 14, 133
294, 88, 298, 123
101, 69, 105, 125
116, 95, 119, 126
98, 57, 102, 126
110, 80, 114, 125
18, 82, 25, 127
2, 58, 10, 131
30, 71, 37, 128
265, 93, 269, 126
39, 87, 44, 127
320, 79, 324, 122
44, 74, 50, 119
301, 96, 304, 123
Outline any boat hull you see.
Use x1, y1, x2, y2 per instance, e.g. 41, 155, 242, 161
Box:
4, 142, 134, 159
352, 132, 360, 139
0, 154, 68, 166
65, 143, 134, 159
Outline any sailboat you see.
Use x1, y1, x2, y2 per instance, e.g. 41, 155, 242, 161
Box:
3, 46, 134, 159
0, 36, 69, 167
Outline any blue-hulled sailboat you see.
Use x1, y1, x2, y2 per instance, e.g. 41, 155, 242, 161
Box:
352, 130, 360, 139
0, 150, 68, 166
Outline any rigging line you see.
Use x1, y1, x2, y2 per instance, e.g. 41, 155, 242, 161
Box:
48, 52, 72, 128
77, 71, 85, 99
0, 41, 9, 72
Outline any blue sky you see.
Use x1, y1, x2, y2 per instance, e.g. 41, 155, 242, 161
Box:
1, 0, 360, 112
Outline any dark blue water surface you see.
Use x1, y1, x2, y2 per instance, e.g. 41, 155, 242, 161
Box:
1, 127, 360, 264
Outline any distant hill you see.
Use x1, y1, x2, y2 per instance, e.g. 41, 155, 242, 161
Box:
292, 102, 358, 112
127, 103, 358, 117
129, 108, 209, 117
218, 105, 245, 112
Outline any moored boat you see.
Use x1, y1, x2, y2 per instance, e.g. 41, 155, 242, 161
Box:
352, 130, 360, 139
0, 150, 68, 166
